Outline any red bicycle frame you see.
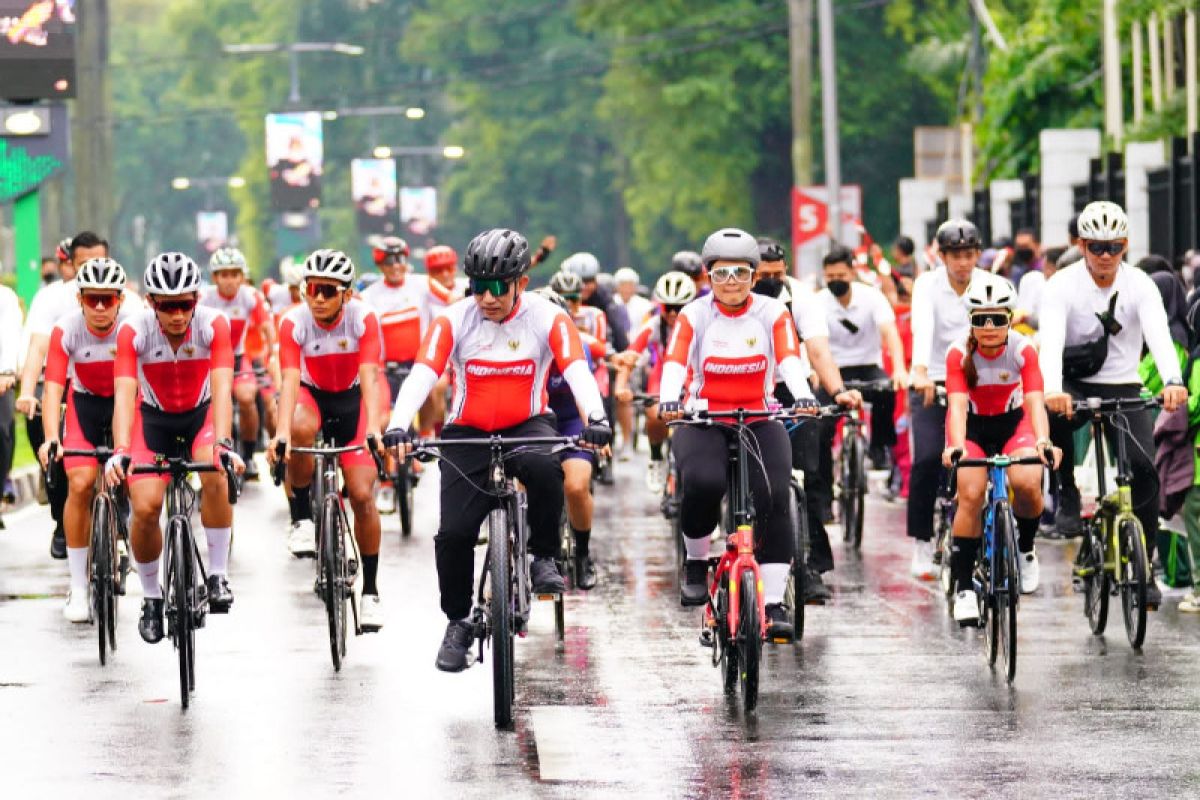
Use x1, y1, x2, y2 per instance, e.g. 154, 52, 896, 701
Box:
703, 527, 766, 642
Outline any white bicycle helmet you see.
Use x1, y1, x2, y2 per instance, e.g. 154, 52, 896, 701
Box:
701, 228, 760, 268
303, 248, 355, 285
549, 270, 584, 297
614, 267, 639, 285
532, 286, 569, 312
280, 258, 304, 287
209, 246, 248, 274
1076, 200, 1129, 241
76, 257, 127, 292
653, 271, 697, 305
144, 252, 202, 296
562, 252, 601, 280
963, 273, 1017, 311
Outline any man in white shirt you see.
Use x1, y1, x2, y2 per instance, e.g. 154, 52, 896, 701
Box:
0, 282, 24, 526
907, 220, 991, 579
612, 267, 652, 457
1040, 202, 1186, 607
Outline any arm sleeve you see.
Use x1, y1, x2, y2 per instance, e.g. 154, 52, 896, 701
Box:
778, 356, 814, 401
1037, 279, 1068, 394
210, 315, 234, 370
944, 346, 967, 395
562, 359, 607, 421
546, 312, 587, 373
387, 363, 440, 432
1019, 341, 1044, 393
1139, 278, 1184, 383
659, 312, 695, 404
44, 326, 69, 386
909, 274, 934, 370
278, 318, 302, 372
771, 311, 801, 363
415, 315, 455, 375
250, 292, 269, 327
115, 324, 138, 380
359, 312, 382, 367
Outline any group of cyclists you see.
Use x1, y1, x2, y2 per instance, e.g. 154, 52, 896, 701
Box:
20, 195, 1189, 682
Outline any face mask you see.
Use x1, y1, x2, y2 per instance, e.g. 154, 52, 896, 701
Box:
752, 277, 783, 298
41, 272, 57, 285
827, 279, 851, 298
1014, 247, 1035, 264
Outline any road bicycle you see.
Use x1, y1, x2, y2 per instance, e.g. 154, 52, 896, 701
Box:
833, 379, 894, 550
382, 362, 417, 538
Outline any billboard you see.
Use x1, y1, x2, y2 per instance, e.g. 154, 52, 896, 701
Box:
399, 186, 437, 237
0, 0, 77, 99
351, 158, 397, 236
196, 211, 228, 256
265, 112, 322, 211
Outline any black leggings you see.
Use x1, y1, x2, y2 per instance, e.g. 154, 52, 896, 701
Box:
435, 415, 564, 620
907, 388, 947, 541
672, 419, 794, 565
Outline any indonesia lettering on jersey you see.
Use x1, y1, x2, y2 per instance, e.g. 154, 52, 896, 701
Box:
360, 275, 439, 363
278, 297, 381, 393
945, 330, 1043, 415
115, 306, 234, 412
416, 292, 587, 431
199, 284, 268, 355
665, 294, 800, 412
45, 305, 136, 397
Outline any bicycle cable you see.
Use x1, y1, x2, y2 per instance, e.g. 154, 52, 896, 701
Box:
1107, 410, 1162, 513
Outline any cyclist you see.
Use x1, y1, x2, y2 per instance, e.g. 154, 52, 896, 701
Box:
383, 228, 611, 673
1040, 201, 1186, 609
614, 267, 652, 329
907, 219, 991, 580
658, 228, 817, 642
37, 258, 131, 622
200, 247, 278, 480
104, 253, 244, 644
561, 252, 629, 352
266, 249, 387, 631
940, 274, 1059, 623
670, 250, 709, 295
421, 244, 464, 438
613, 271, 697, 491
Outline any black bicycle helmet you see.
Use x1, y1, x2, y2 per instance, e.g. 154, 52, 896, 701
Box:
670, 250, 703, 278
757, 236, 786, 263
935, 218, 982, 252
463, 228, 531, 279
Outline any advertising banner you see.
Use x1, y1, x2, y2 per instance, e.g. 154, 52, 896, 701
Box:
399, 185, 437, 237
352, 158, 397, 235
0, 0, 76, 99
265, 111, 323, 211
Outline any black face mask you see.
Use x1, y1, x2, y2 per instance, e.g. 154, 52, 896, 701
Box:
1014, 247, 1036, 264
827, 279, 851, 298
41, 272, 57, 285
752, 277, 784, 298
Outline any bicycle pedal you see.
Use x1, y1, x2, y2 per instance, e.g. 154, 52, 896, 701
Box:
536, 593, 560, 602
347, 559, 359, 576
699, 629, 715, 648
1071, 577, 1085, 593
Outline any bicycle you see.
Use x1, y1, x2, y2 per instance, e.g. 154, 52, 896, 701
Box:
834, 379, 894, 550
671, 406, 813, 713
934, 473, 957, 600
1067, 396, 1160, 650
47, 442, 131, 666
383, 362, 417, 539
273, 435, 386, 671
404, 432, 579, 728
950, 450, 1046, 683
129, 448, 239, 709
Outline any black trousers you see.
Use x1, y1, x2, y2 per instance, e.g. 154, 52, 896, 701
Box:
1050, 381, 1160, 555
26, 383, 67, 528
776, 382, 834, 572
0, 389, 13, 496
907, 387, 947, 541
672, 419, 794, 565
436, 415, 564, 620
840, 364, 897, 450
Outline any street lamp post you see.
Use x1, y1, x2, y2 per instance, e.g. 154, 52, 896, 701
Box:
222, 42, 365, 105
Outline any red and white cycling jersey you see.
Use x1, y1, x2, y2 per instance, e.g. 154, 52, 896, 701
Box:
661, 294, 807, 412
359, 275, 442, 364
945, 330, 1043, 415
45, 307, 136, 397
199, 285, 269, 355
262, 280, 294, 315
572, 305, 607, 343
278, 298, 381, 393
115, 306, 234, 412
394, 292, 603, 432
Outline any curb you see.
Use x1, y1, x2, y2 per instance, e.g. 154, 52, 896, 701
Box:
6, 466, 43, 512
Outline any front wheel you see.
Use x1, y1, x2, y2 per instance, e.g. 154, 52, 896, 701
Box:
994, 505, 1019, 682
321, 497, 347, 671
784, 482, 807, 642
1082, 522, 1109, 635
396, 464, 414, 539
168, 518, 193, 708
844, 434, 866, 550
91, 493, 114, 666
488, 508, 515, 729
1119, 518, 1149, 650
737, 569, 762, 713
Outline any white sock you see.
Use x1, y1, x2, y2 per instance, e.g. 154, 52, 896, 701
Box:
205, 526, 232, 576
684, 535, 711, 561
66, 547, 89, 592
761, 563, 791, 606
135, 556, 162, 599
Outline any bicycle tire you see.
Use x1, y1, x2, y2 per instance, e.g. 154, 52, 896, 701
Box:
718, 581, 737, 694
1082, 522, 1109, 635
322, 496, 345, 671
849, 435, 866, 550
106, 497, 120, 655
979, 533, 998, 667
168, 517, 192, 708
397, 464, 414, 539
937, 513, 954, 601
995, 504, 1019, 682
91, 493, 112, 666
785, 481, 807, 642
557, 509, 576, 588
1119, 518, 1149, 650
488, 507, 515, 729
738, 569, 761, 713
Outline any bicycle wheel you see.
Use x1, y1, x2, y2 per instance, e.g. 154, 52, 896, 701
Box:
718, 582, 737, 694
168, 518, 192, 708
1119, 518, 1149, 650
91, 493, 112, 666
396, 464, 414, 539
979, 540, 998, 667
937, 507, 955, 601
1081, 521, 1109, 635
784, 481, 807, 642
557, 509, 576, 587
737, 569, 762, 713
488, 507, 515, 729
322, 496, 346, 671
848, 436, 866, 550
994, 505, 1019, 682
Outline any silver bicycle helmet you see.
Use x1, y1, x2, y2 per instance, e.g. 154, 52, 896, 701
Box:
144, 252, 202, 296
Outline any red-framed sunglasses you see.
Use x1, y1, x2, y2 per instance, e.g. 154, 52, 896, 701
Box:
152, 297, 197, 314
80, 292, 121, 309
305, 282, 344, 299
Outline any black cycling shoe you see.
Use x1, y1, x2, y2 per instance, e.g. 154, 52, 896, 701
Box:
138, 598, 165, 644
1146, 578, 1163, 610
803, 567, 833, 604
575, 555, 597, 591
241, 457, 260, 482
207, 574, 234, 613
50, 526, 67, 560
1055, 490, 1083, 538
765, 603, 794, 642
680, 559, 709, 607
435, 620, 475, 673
531, 557, 566, 594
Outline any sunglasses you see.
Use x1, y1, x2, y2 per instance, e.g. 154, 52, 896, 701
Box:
1086, 241, 1126, 257
153, 297, 197, 314
305, 282, 345, 300
710, 265, 754, 285
560, 293, 581, 302
373, 251, 405, 266
469, 277, 511, 298
80, 292, 120, 309
970, 311, 1011, 328
662, 304, 685, 314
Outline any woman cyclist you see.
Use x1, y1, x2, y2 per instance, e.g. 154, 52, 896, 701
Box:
658, 228, 817, 642
941, 274, 1059, 626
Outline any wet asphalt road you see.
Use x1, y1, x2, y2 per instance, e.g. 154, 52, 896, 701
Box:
4, 452, 1200, 799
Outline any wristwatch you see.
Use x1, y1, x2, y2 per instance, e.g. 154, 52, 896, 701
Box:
1165, 377, 1184, 387
217, 438, 235, 450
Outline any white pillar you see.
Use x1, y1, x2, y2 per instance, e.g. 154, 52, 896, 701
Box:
989, 179, 1025, 243
1039, 129, 1102, 244
1150, 12, 1163, 111
1132, 20, 1145, 125
898, 178, 947, 254
1187, 9, 1198, 143
1103, 0, 1124, 148
1164, 14, 1177, 99
1124, 140, 1168, 263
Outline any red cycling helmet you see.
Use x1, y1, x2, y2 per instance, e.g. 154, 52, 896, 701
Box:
371, 235, 410, 265
425, 245, 458, 272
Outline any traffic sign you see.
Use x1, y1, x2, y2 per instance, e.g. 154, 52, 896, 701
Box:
790, 185, 863, 277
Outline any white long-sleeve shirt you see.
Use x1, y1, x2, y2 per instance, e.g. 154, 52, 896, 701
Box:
1017, 270, 1046, 328
1038, 261, 1181, 394
0, 286, 24, 374
909, 266, 990, 381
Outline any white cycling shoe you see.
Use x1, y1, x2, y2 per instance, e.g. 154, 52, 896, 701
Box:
361, 594, 384, 632
953, 589, 980, 626
287, 520, 317, 558
646, 460, 666, 493
63, 589, 90, 623
1020, 550, 1040, 594
910, 540, 937, 581
375, 486, 395, 515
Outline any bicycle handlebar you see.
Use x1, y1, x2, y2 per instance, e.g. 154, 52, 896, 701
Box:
842, 379, 894, 393
1067, 396, 1162, 414
951, 454, 1048, 469
130, 454, 240, 505
409, 434, 580, 451
272, 435, 387, 484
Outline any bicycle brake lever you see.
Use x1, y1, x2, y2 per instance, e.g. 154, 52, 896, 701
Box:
271, 440, 287, 486
221, 452, 240, 505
